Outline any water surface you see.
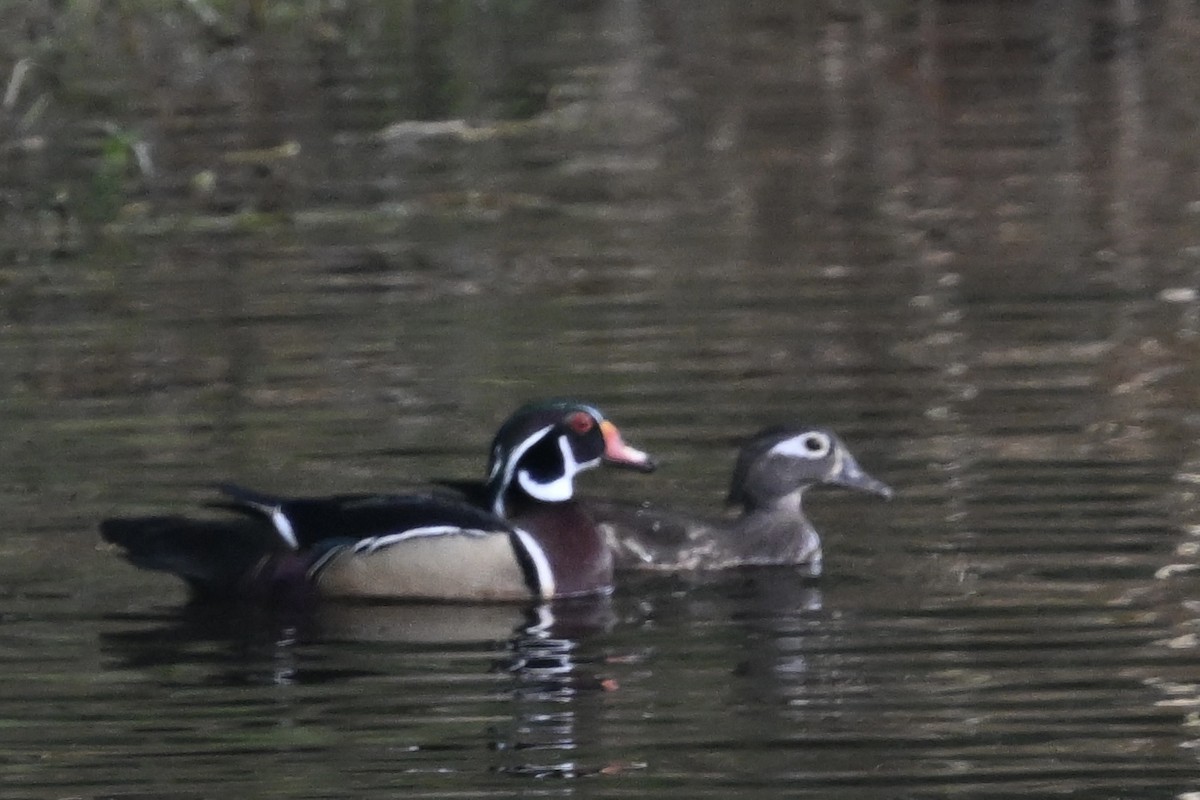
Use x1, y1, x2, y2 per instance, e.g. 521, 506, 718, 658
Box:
2, 2, 1200, 798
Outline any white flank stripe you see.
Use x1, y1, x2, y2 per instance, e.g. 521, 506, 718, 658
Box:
512, 527, 556, 599
307, 546, 343, 578
353, 525, 491, 554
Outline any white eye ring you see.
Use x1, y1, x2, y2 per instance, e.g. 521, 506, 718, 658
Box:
769, 432, 831, 460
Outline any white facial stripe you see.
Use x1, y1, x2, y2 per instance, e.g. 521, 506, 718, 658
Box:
487, 445, 504, 482
578, 452, 602, 470
560, 433, 593, 475
512, 527, 556, 598
516, 435, 579, 502
494, 424, 556, 515
768, 432, 831, 460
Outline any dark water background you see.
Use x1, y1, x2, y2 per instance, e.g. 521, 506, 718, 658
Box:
3, 1, 1200, 797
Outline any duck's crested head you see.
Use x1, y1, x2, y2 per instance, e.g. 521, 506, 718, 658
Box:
486, 400, 656, 514
727, 425, 892, 510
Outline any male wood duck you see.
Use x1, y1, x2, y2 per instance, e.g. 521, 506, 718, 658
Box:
594, 425, 891, 575
100, 401, 656, 603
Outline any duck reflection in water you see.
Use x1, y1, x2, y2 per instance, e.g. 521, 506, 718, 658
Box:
100, 595, 614, 677
100, 595, 624, 778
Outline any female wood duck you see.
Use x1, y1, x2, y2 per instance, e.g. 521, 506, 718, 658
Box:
594, 426, 891, 575
101, 401, 656, 603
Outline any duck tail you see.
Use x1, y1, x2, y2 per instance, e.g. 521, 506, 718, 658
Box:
100, 516, 281, 600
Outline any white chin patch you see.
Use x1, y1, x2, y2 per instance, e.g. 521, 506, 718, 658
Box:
516, 436, 580, 502
518, 468, 575, 502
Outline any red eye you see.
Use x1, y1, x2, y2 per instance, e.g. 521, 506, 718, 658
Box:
566, 411, 595, 434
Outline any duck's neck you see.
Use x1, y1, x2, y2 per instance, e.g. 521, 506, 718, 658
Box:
488, 470, 578, 519
759, 489, 805, 516
502, 491, 614, 597
735, 490, 822, 573
486, 477, 515, 518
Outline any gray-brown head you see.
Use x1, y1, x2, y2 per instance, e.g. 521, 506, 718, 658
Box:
727, 426, 892, 512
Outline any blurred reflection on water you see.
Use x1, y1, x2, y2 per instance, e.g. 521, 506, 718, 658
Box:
3, 1, 1200, 797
